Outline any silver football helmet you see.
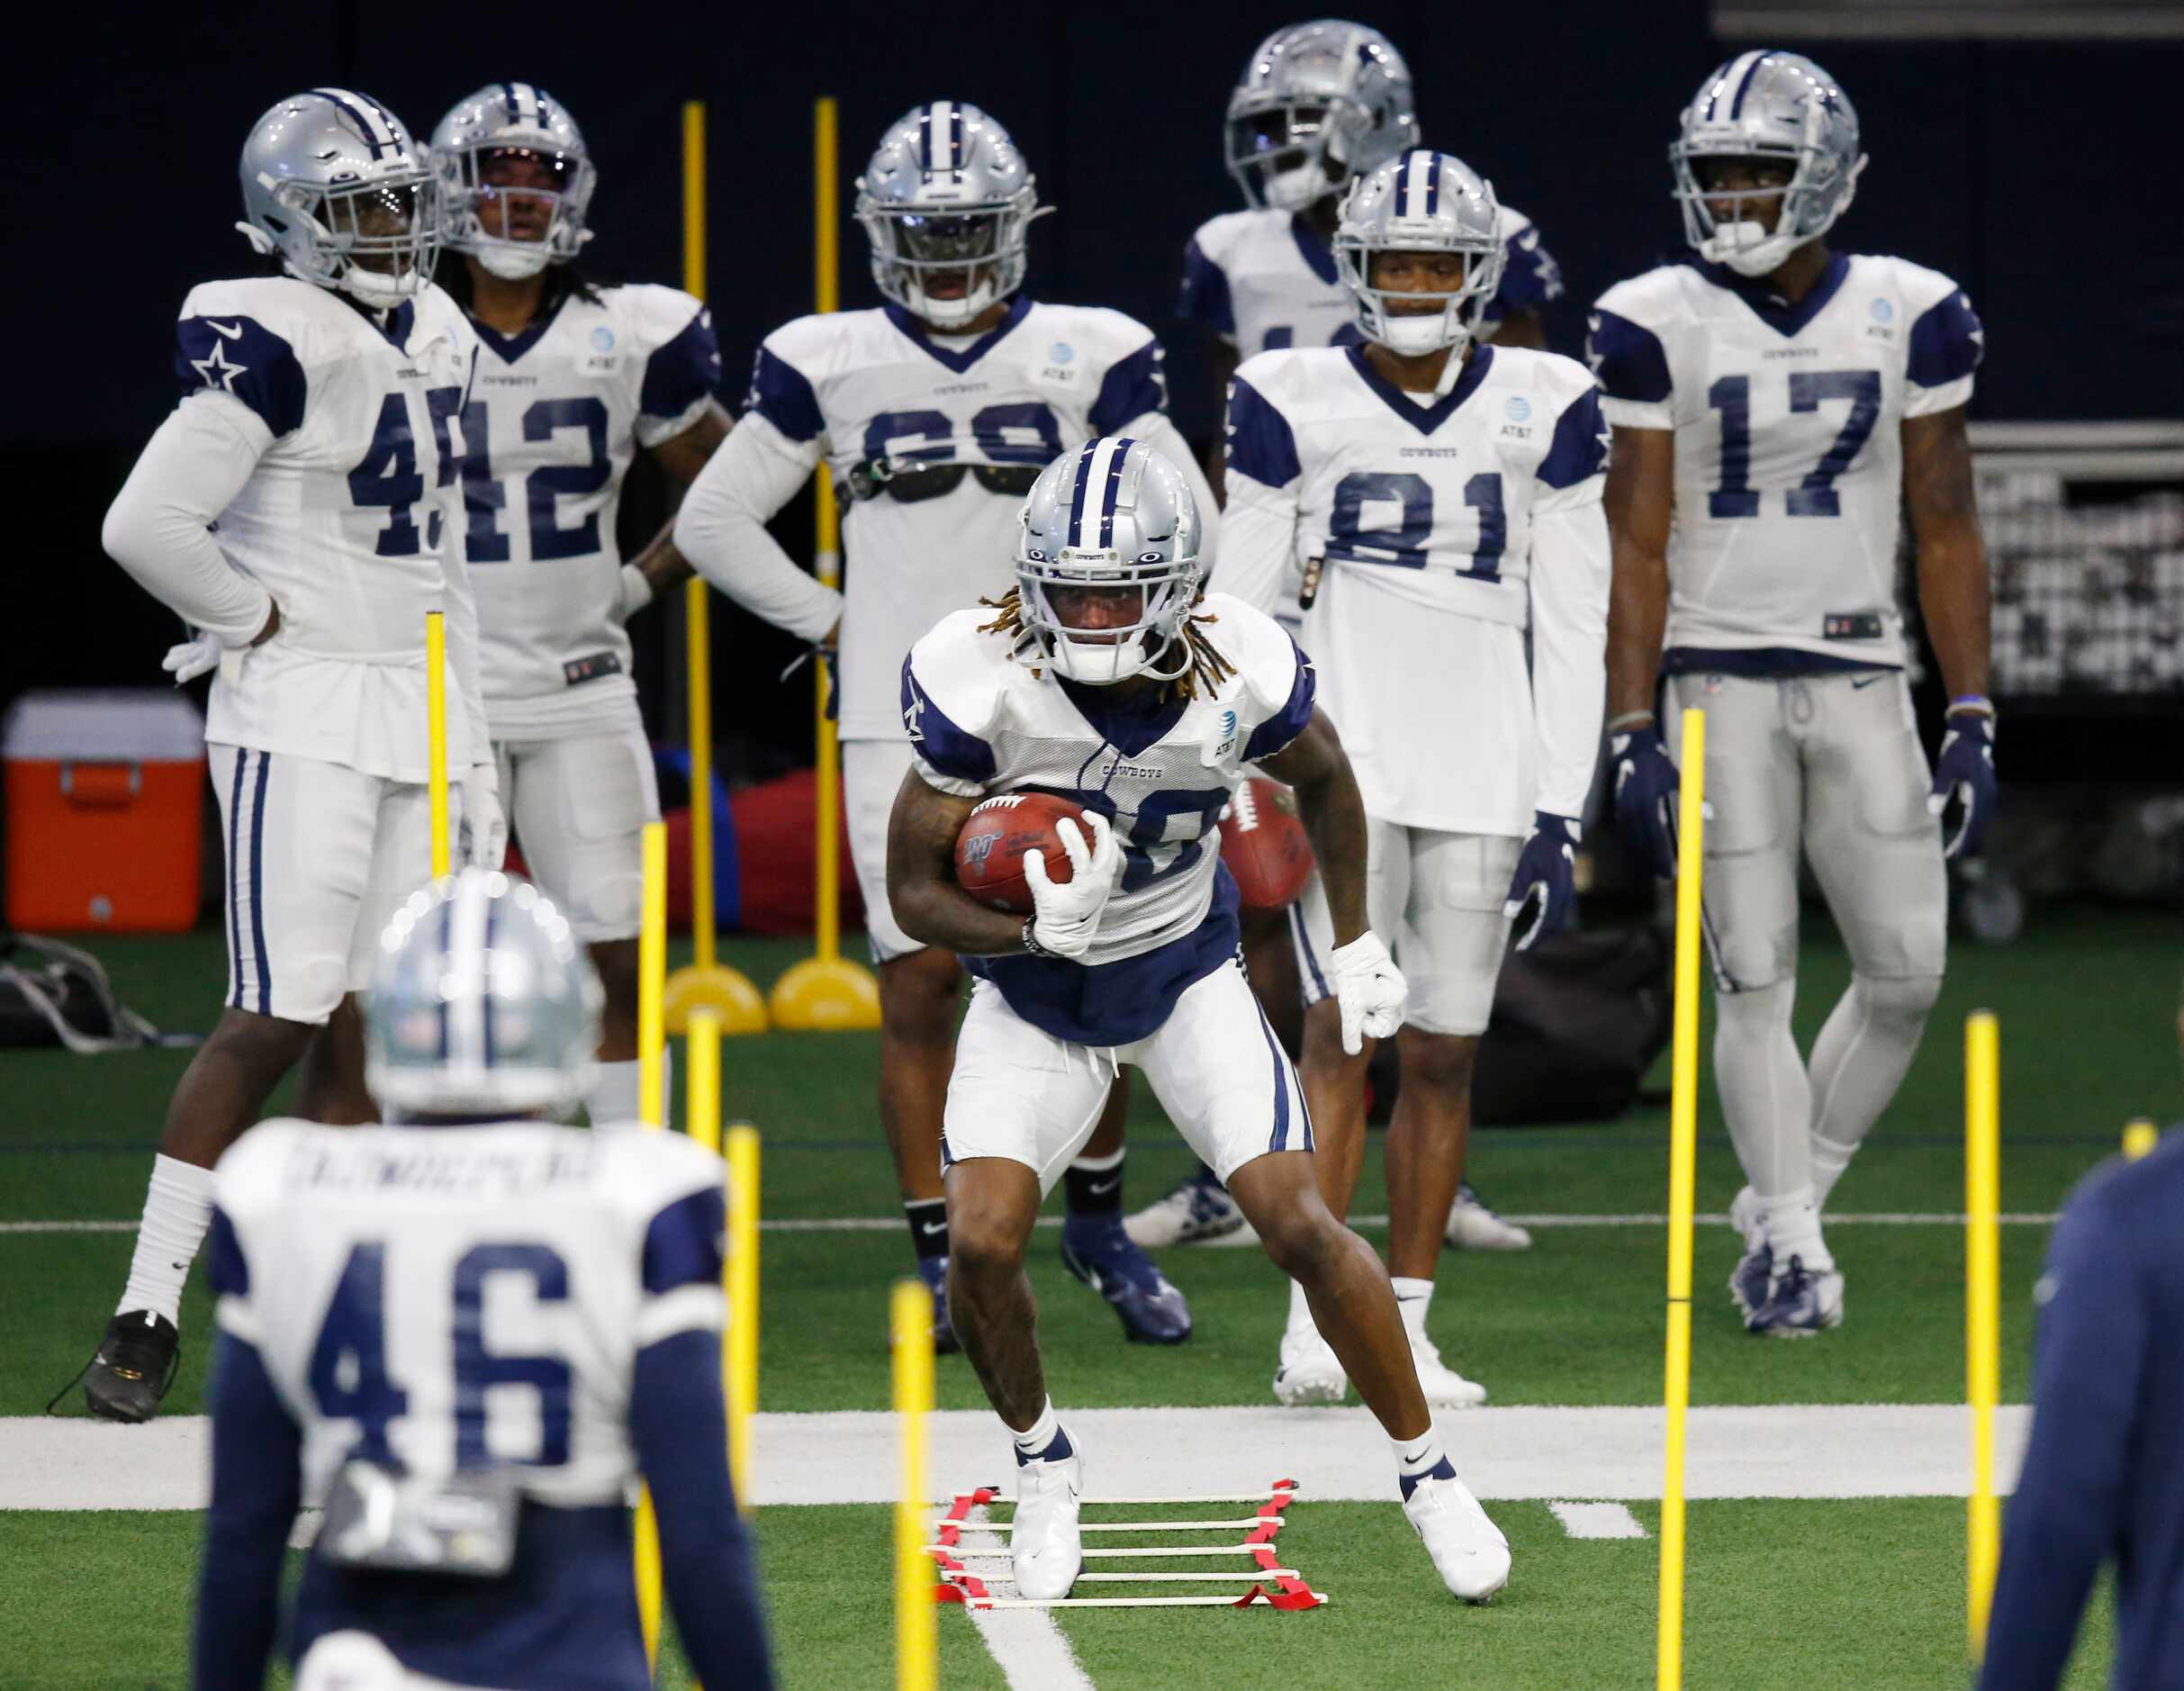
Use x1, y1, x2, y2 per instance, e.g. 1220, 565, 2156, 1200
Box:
1014, 438, 1205, 687
1335, 150, 1507, 357
236, 89, 438, 309
432, 82, 595, 281
1225, 21, 1420, 213
1671, 50, 1865, 277
366, 870, 602, 1121
855, 102, 1043, 330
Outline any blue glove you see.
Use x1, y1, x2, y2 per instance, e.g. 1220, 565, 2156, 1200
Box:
1611, 719, 1682, 880
1503, 811, 1581, 952
1927, 700, 1997, 861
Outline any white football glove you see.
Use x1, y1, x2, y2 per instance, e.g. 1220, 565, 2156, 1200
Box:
161, 632, 223, 686
460, 764, 508, 871
1019, 812, 1121, 960
1329, 931, 1406, 1054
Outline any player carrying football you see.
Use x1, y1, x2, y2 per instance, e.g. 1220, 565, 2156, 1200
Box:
1219, 149, 1611, 1408
1592, 51, 1995, 1334
429, 83, 728, 1129
194, 870, 772, 1688
80, 90, 500, 1424
887, 435, 1512, 1604
674, 103, 1215, 1351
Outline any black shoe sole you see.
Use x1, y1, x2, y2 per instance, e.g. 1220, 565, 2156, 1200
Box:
83, 1376, 160, 1424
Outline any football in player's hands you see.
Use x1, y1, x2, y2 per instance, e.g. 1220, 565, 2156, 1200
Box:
1220, 778, 1314, 910
954, 791, 1087, 915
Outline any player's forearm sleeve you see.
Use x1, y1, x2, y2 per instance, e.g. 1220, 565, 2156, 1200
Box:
1208, 475, 1298, 614
672, 411, 843, 643
1976, 1203, 2141, 1691
632, 1328, 776, 1689
103, 399, 275, 644
193, 1330, 302, 1689
1529, 502, 1611, 818
1127, 411, 1222, 570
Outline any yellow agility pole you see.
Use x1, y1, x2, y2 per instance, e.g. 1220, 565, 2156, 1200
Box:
892, 1278, 938, 1691
1966, 1010, 2001, 1662
634, 819, 671, 1668
726, 1123, 761, 1513
771, 93, 880, 1032
664, 99, 768, 1041
425, 611, 451, 878
2124, 1117, 2159, 1161
1656, 706, 1706, 1691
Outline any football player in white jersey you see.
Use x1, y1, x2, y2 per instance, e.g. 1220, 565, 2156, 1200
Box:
430, 84, 728, 1130
82, 90, 501, 1424
1220, 150, 1611, 1407
1139, 19, 1566, 1254
1592, 52, 1995, 1335
888, 436, 1512, 1605
675, 103, 1215, 1351
194, 870, 772, 1689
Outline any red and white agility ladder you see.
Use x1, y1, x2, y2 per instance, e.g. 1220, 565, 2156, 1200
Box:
928, 1479, 1329, 1611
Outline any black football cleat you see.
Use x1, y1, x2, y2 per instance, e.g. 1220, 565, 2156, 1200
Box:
82, 1310, 182, 1424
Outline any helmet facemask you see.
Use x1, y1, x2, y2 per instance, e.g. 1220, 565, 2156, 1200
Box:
256, 171, 441, 307
1225, 96, 1349, 213
1015, 556, 1201, 686
861, 194, 1035, 330
440, 140, 594, 280
1335, 156, 1507, 359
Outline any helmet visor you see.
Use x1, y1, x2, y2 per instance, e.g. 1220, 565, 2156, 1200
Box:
1224, 101, 1336, 207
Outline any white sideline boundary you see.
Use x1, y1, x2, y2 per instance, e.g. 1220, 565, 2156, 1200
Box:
0, 1403, 2029, 1512
0, 1210, 2064, 1237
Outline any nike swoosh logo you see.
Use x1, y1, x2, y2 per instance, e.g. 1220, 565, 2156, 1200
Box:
207, 321, 243, 339
1851, 674, 1888, 689
919, 1220, 948, 1237
1085, 1177, 1121, 1197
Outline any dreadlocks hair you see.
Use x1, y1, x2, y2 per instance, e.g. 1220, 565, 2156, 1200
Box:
977, 590, 1237, 701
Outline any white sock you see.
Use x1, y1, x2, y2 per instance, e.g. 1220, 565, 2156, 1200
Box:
1808, 974, 1941, 1207
1011, 1397, 1069, 1462
1714, 981, 1816, 1206
118, 1154, 215, 1325
1761, 1186, 1832, 1275
1392, 1426, 1452, 1495
1391, 1275, 1435, 1344
1286, 1278, 1317, 1337
591, 1048, 673, 1129
587, 1059, 641, 1129
1809, 1138, 1857, 1209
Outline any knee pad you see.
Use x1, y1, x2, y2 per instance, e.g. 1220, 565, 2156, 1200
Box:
1715, 979, 1795, 1043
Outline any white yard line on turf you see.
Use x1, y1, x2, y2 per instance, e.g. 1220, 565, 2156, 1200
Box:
958, 1503, 1097, 1691
0, 1211, 2064, 1236
2, 1404, 2030, 1512
1550, 1502, 1648, 1540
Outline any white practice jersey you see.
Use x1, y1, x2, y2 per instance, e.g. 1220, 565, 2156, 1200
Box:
462, 284, 719, 738
1224, 344, 1610, 833
903, 593, 1314, 1046
1180, 203, 1564, 357
1588, 254, 1984, 670
175, 277, 481, 777
742, 298, 1180, 740
209, 1118, 726, 1511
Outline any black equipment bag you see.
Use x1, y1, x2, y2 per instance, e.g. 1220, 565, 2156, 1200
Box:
1470, 923, 1673, 1126
0, 933, 197, 1053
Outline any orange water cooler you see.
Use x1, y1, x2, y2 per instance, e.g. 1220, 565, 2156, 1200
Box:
5, 690, 206, 933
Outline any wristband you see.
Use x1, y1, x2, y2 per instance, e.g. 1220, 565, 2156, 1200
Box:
1607, 710, 1657, 732
1021, 918, 1054, 959
1946, 694, 1994, 718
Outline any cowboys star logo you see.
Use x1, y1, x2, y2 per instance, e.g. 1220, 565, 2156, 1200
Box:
191, 339, 248, 393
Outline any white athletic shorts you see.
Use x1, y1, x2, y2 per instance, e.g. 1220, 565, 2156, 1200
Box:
943, 954, 1312, 1195
494, 715, 660, 945
1289, 819, 1520, 1037
1668, 668, 1946, 990
211, 744, 435, 1026
841, 737, 920, 963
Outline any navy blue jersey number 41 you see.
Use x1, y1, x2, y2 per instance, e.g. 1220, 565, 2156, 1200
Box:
309, 1238, 573, 1468
1708, 369, 1881, 520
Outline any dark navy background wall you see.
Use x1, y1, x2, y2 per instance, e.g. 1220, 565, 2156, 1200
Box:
24, 3, 2183, 755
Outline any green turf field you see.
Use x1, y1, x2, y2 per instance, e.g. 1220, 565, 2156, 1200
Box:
3, 906, 2172, 1686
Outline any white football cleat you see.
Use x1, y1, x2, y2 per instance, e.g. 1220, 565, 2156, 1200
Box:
1010, 1433, 1084, 1601
1410, 1334, 1489, 1407
1403, 1467, 1512, 1603
1444, 1180, 1533, 1252
1124, 1170, 1257, 1249
1272, 1325, 1348, 1406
